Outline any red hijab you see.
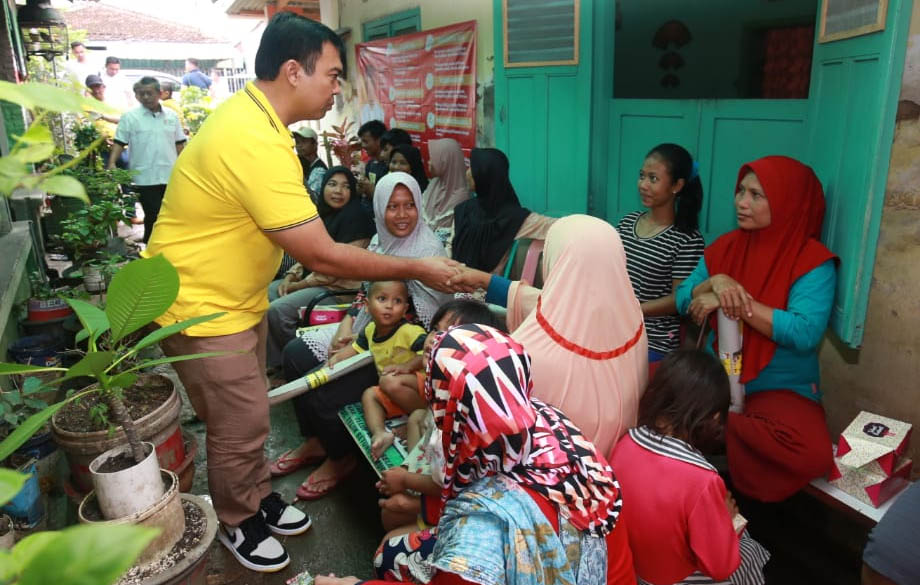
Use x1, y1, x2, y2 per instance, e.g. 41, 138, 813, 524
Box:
704, 156, 837, 383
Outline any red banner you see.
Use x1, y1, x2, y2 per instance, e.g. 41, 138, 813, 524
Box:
356, 21, 477, 161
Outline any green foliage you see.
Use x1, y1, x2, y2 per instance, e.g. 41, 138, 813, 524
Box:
0, 81, 117, 202
0, 523, 158, 585
179, 85, 213, 136
0, 377, 49, 430
58, 196, 131, 264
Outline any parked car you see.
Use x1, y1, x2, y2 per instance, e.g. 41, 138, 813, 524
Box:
119, 69, 182, 91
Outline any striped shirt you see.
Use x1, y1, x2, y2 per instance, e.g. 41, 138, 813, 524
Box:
616, 211, 704, 353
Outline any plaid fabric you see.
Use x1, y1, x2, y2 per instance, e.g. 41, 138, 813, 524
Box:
425, 324, 622, 536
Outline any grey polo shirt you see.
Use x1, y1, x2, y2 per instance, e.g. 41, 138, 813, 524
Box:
114, 105, 186, 186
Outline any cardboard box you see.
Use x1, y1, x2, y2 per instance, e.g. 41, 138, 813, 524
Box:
828, 456, 912, 508
836, 411, 912, 477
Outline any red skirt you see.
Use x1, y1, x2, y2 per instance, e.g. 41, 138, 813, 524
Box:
726, 390, 833, 502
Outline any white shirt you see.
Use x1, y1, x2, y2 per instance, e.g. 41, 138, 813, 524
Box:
64, 59, 99, 87
102, 72, 135, 112
114, 105, 186, 186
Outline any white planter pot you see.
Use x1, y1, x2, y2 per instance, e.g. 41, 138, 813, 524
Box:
89, 441, 164, 520
83, 265, 107, 292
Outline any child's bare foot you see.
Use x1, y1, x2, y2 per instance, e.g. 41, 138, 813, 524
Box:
371, 431, 395, 459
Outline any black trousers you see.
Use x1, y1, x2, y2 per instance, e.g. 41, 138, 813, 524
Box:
134, 184, 167, 244
281, 337, 378, 460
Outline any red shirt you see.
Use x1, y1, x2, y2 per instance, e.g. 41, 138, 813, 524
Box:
610, 433, 740, 584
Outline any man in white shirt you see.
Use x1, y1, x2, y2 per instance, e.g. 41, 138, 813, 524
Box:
108, 76, 187, 243
101, 56, 134, 112
65, 41, 99, 87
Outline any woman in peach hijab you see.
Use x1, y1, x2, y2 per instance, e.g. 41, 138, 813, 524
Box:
455, 214, 648, 455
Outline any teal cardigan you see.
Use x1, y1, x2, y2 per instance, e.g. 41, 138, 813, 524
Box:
675, 259, 836, 402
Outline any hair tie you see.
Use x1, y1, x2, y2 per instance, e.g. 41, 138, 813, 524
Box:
689, 160, 699, 181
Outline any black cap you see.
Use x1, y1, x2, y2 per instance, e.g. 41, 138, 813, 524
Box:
85, 74, 104, 87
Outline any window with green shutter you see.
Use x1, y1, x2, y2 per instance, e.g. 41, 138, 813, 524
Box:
503, 0, 579, 67
362, 8, 421, 42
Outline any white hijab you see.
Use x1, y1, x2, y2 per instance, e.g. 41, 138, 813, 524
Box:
360, 172, 451, 329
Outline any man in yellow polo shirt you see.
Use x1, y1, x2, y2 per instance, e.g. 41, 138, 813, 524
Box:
146, 13, 457, 573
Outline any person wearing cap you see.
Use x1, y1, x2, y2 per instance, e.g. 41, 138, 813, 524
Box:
83, 74, 126, 167
293, 125, 327, 197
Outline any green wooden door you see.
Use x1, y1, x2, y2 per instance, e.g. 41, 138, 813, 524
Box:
806, 0, 912, 347
493, 0, 601, 216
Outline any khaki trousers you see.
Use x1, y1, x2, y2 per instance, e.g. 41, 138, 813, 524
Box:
161, 317, 270, 526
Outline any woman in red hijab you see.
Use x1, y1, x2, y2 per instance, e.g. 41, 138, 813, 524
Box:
675, 156, 838, 502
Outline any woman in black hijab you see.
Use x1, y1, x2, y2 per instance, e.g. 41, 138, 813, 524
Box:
267, 166, 376, 370
451, 148, 536, 273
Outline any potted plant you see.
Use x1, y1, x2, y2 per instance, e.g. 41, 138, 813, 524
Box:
0, 254, 225, 566
59, 196, 132, 269
321, 116, 363, 168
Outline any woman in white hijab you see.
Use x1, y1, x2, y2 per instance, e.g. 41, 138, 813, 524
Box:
272, 173, 451, 496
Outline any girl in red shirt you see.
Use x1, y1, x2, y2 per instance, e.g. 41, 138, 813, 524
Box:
610, 350, 769, 585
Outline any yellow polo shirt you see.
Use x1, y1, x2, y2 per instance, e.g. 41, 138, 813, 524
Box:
144, 82, 317, 336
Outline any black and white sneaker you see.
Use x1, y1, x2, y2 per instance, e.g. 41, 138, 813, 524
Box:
217, 513, 290, 572
261, 491, 312, 536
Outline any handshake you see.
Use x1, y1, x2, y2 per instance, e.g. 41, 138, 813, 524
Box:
415, 257, 491, 294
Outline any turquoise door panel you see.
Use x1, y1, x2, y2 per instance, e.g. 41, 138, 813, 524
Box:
546, 73, 583, 215
494, 0, 595, 217
505, 75, 543, 209
806, 0, 912, 347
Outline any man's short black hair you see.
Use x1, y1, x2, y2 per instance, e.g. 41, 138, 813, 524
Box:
187, 57, 200, 67
358, 120, 386, 139
381, 128, 412, 148
254, 12, 346, 81
133, 76, 160, 92
71, 41, 85, 50
105, 56, 120, 65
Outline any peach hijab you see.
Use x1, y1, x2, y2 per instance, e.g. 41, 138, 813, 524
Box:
507, 215, 648, 456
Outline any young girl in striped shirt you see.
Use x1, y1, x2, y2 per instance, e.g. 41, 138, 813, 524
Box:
616, 143, 704, 363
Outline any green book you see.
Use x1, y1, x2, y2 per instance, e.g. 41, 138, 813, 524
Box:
338, 402, 408, 476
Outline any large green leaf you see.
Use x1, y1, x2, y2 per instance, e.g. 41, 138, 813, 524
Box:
106, 255, 180, 343
0, 81, 119, 116
130, 312, 226, 353
126, 351, 234, 373
107, 372, 137, 391
66, 299, 110, 344
0, 156, 27, 179
63, 352, 114, 382
10, 529, 58, 572
0, 362, 66, 376
40, 175, 88, 202
19, 524, 158, 585
0, 469, 28, 507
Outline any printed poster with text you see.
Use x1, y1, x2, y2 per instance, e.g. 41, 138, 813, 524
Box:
356, 20, 477, 162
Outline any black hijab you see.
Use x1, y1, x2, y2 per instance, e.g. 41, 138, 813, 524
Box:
316, 166, 376, 243
451, 148, 530, 272
389, 144, 429, 192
